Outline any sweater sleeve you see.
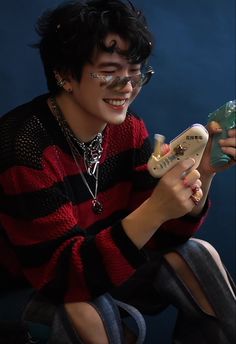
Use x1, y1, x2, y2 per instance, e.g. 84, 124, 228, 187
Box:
125, 117, 210, 250
144, 200, 210, 251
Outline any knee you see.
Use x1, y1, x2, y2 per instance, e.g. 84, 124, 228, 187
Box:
164, 239, 222, 274
191, 239, 222, 266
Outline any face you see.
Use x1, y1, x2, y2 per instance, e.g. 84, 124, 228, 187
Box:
67, 34, 142, 131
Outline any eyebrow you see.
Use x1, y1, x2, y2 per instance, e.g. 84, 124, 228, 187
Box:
96, 62, 123, 68
96, 62, 141, 69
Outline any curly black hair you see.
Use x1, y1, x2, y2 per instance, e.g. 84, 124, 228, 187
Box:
34, 0, 154, 93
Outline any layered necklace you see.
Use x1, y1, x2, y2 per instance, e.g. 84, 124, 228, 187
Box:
50, 96, 104, 214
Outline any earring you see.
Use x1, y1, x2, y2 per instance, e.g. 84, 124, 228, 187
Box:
56, 78, 66, 88
54, 71, 72, 93
54, 71, 66, 88
65, 87, 73, 93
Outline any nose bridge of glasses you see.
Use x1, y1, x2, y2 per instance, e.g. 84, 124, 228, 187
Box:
121, 75, 135, 86
106, 76, 133, 91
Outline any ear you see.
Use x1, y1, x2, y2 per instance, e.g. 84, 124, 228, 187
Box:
53, 70, 73, 93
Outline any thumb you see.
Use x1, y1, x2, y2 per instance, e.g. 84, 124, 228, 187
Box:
207, 121, 222, 135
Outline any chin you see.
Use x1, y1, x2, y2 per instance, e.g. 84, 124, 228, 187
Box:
108, 113, 127, 125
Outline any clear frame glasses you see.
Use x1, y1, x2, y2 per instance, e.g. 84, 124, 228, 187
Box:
90, 66, 154, 91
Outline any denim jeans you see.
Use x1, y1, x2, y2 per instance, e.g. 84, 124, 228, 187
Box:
0, 239, 235, 343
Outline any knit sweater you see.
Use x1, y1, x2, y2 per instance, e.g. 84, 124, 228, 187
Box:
0, 94, 208, 302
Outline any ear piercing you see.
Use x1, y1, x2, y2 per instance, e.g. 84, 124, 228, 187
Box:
56, 78, 66, 88
65, 87, 73, 93
54, 71, 72, 93
54, 71, 66, 88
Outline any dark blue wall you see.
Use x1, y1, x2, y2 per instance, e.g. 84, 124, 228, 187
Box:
0, 1, 235, 343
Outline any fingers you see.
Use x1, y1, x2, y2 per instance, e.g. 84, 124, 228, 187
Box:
190, 189, 203, 206
228, 128, 236, 137
221, 147, 236, 161
182, 170, 203, 206
219, 136, 236, 148
182, 169, 201, 188
219, 129, 236, 161
208, 122, 235, 138
164, 158, 201, 187
166, 158, 196, 181
165, 158, 203, 206
159, 158, 204, 211
207, 121, 222, 134
161, 143, 170, 156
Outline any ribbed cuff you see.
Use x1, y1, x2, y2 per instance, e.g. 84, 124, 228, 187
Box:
111, 221, 148, 268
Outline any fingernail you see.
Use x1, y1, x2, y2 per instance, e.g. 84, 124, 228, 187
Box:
191, 185, 200, 193
210, 121, 222, 131
183, 177, 190, 188
162, 144, 170, 155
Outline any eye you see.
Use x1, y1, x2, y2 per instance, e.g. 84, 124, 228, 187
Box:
100, 70, 116, 75
131, 71, 141, 76
129, 67, 141, 75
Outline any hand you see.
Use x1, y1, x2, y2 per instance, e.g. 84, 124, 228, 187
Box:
122, 158, 202, 248
150, 158, 203, 223
199, 122, 236, 175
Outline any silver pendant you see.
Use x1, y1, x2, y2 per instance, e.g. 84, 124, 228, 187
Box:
92, 200, 103, 214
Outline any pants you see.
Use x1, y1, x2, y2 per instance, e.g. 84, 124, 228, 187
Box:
110, 239, 236, 343
0, 239, 235, 343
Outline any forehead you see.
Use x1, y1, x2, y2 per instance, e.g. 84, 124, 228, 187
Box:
103, 33, 129, 50
91, 33, 132, 65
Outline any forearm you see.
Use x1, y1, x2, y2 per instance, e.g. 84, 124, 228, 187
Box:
121, 198, 165, 249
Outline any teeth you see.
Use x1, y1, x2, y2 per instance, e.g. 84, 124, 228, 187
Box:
105, 99, 126, 106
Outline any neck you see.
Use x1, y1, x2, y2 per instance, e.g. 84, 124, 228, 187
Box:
48, 92, 106, 142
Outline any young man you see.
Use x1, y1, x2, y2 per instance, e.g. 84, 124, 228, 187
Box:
0, 0, 235, 343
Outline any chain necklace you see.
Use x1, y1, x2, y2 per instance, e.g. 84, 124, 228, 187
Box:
50, 96, 103, 214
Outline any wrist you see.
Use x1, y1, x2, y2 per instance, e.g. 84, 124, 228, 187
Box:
122, 198, 166, 249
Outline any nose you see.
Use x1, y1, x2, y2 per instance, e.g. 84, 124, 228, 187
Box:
116, 78, 134, 92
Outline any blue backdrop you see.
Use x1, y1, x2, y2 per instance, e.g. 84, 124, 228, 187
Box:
0, 1, 235, 343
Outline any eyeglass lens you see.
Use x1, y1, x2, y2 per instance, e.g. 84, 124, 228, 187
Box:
107, 69, 154, 90
90, 67, 154, 91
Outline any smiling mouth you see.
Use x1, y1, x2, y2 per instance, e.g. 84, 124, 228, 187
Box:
103, 99, 127, 106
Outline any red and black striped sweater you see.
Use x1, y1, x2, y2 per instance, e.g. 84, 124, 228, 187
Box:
0, 94, 208, 303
